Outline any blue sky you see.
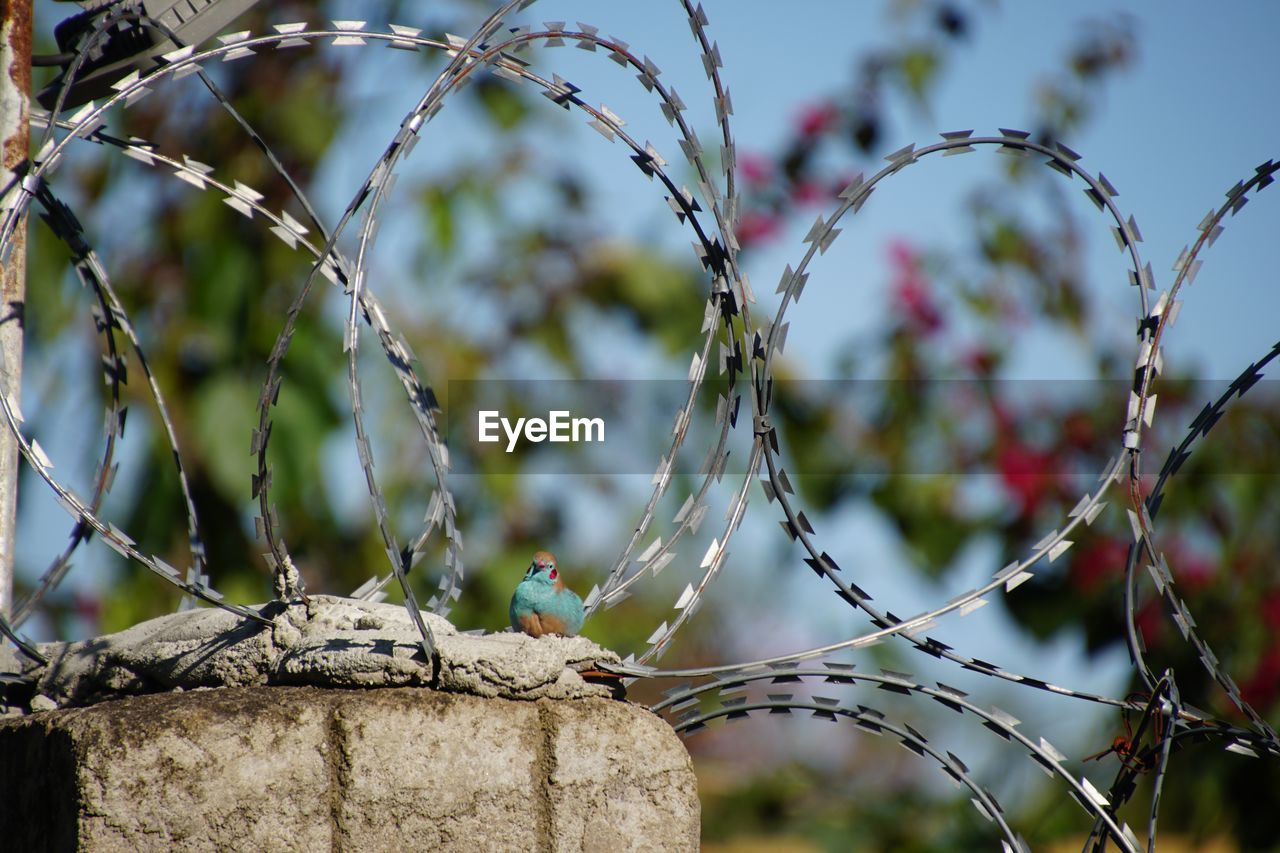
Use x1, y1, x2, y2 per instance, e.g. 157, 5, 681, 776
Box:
311, 0, 1280, 392
417, 0, 1280, 379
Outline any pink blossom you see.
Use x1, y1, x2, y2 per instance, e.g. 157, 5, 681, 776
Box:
888, 240, 943, 335
1261, 591, 1280, 630
996, 441, 1059, 516
1069, 537, 1129, 593
1242, 645, 1280, 709
738, 152, 772, 186
1135, 599, 1163, 646
1168, 546, 1214, 591
989, 401, 1061, 516
737, 211, 781, 248
964, 346, 998, 377
796, 101, 839, 139
789, 180, 825, 205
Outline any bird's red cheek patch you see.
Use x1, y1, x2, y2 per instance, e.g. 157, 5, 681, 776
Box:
549, 568, 558, 580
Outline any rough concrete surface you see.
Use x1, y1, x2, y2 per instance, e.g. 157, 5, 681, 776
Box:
548, 699, 702, 852
0, 686, 700, 852
5, 595, 620, 711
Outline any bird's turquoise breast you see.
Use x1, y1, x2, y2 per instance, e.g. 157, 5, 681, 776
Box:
509, 579, 585, 635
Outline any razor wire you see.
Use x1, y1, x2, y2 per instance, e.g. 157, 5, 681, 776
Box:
0, 1, 1275, 847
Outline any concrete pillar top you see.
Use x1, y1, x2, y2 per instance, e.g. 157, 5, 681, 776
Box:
2, 595, 622, 712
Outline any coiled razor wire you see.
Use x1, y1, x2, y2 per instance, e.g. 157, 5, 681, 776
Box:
0, 2, 1275, 846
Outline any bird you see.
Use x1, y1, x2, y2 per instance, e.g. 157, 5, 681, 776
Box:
509, 550, 585, 638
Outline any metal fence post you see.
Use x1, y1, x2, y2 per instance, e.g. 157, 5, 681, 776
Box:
0, 0, 31, 617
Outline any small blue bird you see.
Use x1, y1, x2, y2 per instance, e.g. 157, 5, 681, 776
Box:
509, 550, 585, 638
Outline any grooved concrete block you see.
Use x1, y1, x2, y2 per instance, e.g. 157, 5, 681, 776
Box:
2, 689, 333, 851
331, 691, 544, 850
0, 686, 699, 852
548, 701, 701, 852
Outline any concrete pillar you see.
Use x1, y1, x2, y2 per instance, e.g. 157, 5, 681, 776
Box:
0, 597, 700, 850
0, 686, 699, 851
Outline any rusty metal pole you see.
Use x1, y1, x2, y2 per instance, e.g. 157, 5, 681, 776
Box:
0, 0, 30, 618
